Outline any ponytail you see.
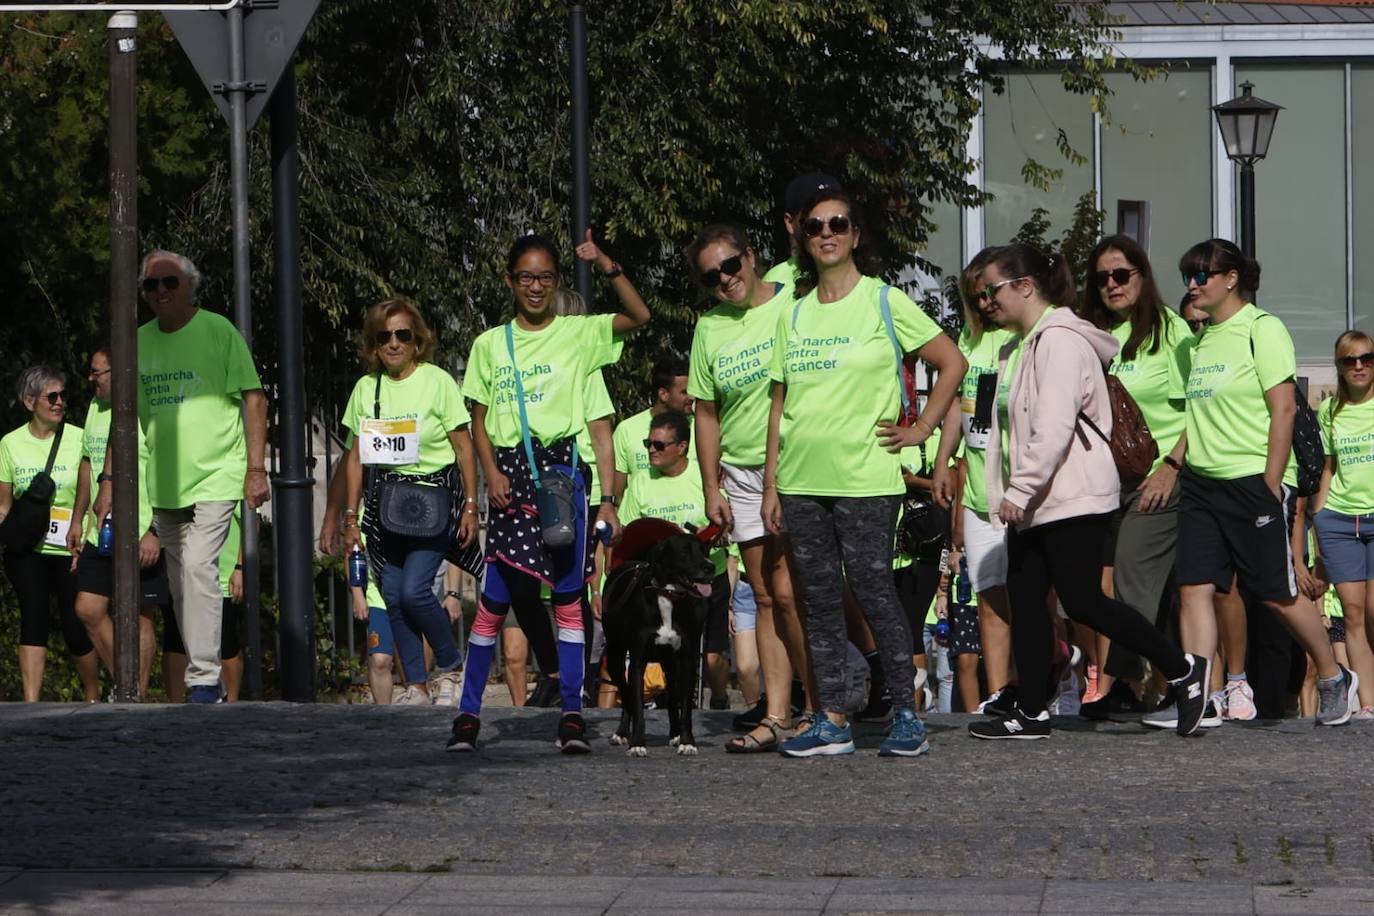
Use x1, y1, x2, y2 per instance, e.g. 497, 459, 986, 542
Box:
985, 243, 1077, 311
1178, 238, 1261, 299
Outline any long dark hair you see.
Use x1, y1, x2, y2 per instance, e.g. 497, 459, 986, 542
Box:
1079, 234, 1170, 361
791, 189, 882, 297
983, 243, 1077, 312
1178, 238, 1261, 299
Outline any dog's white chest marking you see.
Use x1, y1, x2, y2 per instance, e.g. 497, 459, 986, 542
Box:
654, 594, 682, 649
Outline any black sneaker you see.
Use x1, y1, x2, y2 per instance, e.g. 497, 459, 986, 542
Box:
1172, 653, 1211, 736
446, 712, 480, 752
732, 695, 767, 732
709, 694, 730, 711
556, 712, 592, 754
978, 683, 1018, 717
855, 687, 893, 723
968, 705, 1051, 740
528, 675, 561, 708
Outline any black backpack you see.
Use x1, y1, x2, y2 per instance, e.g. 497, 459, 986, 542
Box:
1249, 315, 1323, 497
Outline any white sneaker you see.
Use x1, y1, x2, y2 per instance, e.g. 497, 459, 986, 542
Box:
1221, 678, 1257, 720
430, 670, 463, 707
393, 684, 431, 706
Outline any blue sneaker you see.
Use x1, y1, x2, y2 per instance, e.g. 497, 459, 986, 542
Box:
187, 685, 221, 704
878, 706, 930, 757
778, 715, 854, 757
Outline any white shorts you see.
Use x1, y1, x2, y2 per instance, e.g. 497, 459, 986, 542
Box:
721, 462, 772, 544
962, 507, 1008, 592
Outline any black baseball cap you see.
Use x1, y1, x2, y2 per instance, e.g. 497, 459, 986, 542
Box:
783, 172, 842, 215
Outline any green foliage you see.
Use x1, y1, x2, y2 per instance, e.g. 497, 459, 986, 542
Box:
1009, 190, 1106, 279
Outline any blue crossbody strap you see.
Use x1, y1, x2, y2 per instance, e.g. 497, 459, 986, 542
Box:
504, 323, 578, 488
791, 284, 908, 416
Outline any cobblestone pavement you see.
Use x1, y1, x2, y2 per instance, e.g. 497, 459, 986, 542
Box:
2, 703, 1373, 908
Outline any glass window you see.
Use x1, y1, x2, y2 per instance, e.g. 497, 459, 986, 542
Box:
982, 72, 1095, 247
1353, 66, 1374, 335
917, 198, 963, 287
1234, 65, 1347, 361
1100, 67, 1213, 309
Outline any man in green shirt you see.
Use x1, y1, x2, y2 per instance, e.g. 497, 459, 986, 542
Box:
612, 357, 694, 500
94, 250, 269, 704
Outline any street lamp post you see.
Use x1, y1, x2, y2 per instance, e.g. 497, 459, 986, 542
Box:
1212, 82, 1283, 259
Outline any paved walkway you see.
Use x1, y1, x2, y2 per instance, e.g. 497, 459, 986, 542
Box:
1, 704, 1372, 912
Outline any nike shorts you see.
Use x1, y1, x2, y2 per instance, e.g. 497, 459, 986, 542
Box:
1176, 469, 1297, 603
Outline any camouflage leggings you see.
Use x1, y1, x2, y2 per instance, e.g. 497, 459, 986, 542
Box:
780, 493, 915, 713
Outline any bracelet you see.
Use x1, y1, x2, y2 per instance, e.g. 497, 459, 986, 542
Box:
343, 522, 359, 530
343, 509, 358, 518
97, 473, 113, 484
234, 563, 243, 570
763, 483, 778, 491
462, 506, 477, 515
444, 590, 462, 601
601, 262, 623, 279
1162, 455, 1183, 471
465, 497, 477, 504
247, 467, 267, 475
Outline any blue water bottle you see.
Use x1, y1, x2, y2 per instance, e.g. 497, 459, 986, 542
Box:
348, 545, 367, 588
956, 557, 972, 606
594, 519, 613, 547
98, 518, 114, 557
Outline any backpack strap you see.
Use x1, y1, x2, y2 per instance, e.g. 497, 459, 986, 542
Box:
42, 422, 65, 477
504, 323, 577, 488
878, 285, 911, 419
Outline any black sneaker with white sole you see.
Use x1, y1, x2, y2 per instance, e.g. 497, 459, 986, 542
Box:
967, 706, 1051, 740
1142, 696, 1222, 731
978, 683, 1018, 717
556, 712, 592, 754
1172, 653, 1211, 736
446, 712, 481, 752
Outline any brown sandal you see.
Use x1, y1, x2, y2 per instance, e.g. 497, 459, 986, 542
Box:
725, 715, 790, 753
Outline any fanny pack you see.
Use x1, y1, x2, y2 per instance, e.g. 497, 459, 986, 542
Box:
366, 374, 451, 539
0, 423, 64, 552
505, 322, 580, 548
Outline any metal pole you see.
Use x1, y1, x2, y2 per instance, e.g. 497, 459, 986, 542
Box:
107, 10, 141, 703
225, 2, 262, 698
270, 66, 316, 702
1240, 161, 1256, 260
569, 3, 591, 305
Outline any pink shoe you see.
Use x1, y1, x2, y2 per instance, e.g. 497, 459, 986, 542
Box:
1221, 678, 1257, 721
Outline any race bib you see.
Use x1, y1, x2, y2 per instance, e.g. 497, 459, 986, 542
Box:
359, 418, 420, 466
45, 507, 73, 550
961, 372, 997, 450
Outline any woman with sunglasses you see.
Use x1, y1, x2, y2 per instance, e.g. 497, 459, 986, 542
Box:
1158, 238, 1357, 729
1311, 330, 1374, 717
341, 298, 477, 707
1074, 235, 1194, 713
0, 366, 100, 702
763, 189, 967, 757
968, 243, 1205, 740
685, 223, 814, 752
449, 231, 650, 754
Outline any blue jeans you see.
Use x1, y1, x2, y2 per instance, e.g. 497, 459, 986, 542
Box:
922, 624, 954, 714
381, 535, 459, 683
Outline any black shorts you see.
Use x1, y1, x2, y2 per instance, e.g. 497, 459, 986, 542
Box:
73, 543, 171, 606
702, 572, 730, 656
1177, 470, 1296, 603
162, 596, 242, 659
949, 600, 981, 657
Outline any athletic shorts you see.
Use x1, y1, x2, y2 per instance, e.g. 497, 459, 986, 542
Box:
73, 543, 171, 606
703, 572, 730, 655
722, 462, 770, 543
1177, 470, 1297, 603
961, 507, 1008, 592
731, 577, 757, 633
949, 600, 981, 657
1312, 508, 1374, 585
366, 605, 394, 657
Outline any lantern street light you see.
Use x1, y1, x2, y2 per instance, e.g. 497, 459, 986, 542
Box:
1212, 82, 1283, 258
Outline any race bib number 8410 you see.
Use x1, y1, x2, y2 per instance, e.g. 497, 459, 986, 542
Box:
360, 418, 420, 466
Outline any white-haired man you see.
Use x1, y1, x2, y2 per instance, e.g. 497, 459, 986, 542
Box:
95, 250, 269, 702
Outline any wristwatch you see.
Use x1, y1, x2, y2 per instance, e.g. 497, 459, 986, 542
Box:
1162, 455, 1183, 471
443, 590, 462, 602
600, 494, 618, 506
601, 262, 623, 279
97, 473, 113, 484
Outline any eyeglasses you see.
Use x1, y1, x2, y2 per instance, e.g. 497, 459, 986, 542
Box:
700, 254, 744, 289
374, 328, 414, 346
88, 367, 111, 378
643, 438, 680, 452
1093, 268, 1140, 288
801, 215, 851, 238
511, 271, 558, 288
1182, 269, 1225, 288
1338, 352, 1374, 369
141, 275, 181, 292
976, 276, 1030, 303
40, 390, 66, 406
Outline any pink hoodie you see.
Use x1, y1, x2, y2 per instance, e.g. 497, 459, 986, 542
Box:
984, 308, 1122, 531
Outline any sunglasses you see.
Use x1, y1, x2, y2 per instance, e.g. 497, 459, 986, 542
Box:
141, 275, 181, 292
976, 275, 1030, 303
374, 328, 414, 346
88, 367, 111, 378
511, 271, 558, 288
643, 438, 680, 452
700, 254, 744, 289
1093, 268, 1140, 288
1339, 352, 1374, 369
802, 215, 851, 238
1182, 269, 1225, 288
40, 390, 67, 406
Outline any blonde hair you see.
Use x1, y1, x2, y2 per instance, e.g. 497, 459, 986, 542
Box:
1333, 329, 1374, 422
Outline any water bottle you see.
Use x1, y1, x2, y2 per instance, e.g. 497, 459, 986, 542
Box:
97, 518, 114, 557
956, 557, 972, 606
594, 519, 613, 547
348, 545, 367, 588
933, 616, 950, 644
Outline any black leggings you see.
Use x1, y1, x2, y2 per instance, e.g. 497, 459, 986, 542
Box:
895, 560, 941, 655
6, 550, 93, 655
1007, 513, 1189, 715
162, 597, 242, 659
504, 573, 560, 675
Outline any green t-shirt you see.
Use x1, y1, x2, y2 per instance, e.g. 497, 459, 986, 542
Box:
81, 400, 154, 544
1318, 395, 1374, 514
769, 276, 941, 497
761, 257, 800, 298
465, 314, 622, 448
1109, 312, 1193, 477
577, 370, 615, 498
138, 309, 262, 508
613, 408, 696, 484
0, 422, 85, 556
1325, 587, 1346, 620
996, 308, 1055, 480
1184, 304, 1298, 483
686, 291, 785, 467
959, 326, 1017, 514
342, 362, 470, 476
620, 466, 726, 576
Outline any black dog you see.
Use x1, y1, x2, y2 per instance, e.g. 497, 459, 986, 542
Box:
601, 523, 716, 757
